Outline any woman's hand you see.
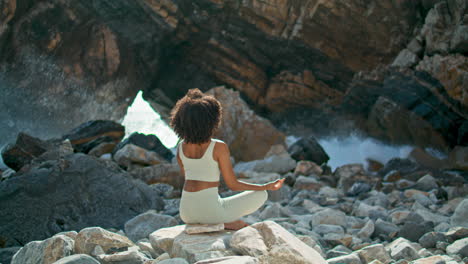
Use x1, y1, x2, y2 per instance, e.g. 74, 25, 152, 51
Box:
264, 178, 286, 191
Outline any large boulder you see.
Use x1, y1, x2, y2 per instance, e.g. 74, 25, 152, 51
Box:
230, 221, 326, 264
206, 86, 286, 162
62, 120, 125, 152
342, 67, 466, 150
1, 132, 51, 171
287, 136, 329, 165
0, 153, 164, 247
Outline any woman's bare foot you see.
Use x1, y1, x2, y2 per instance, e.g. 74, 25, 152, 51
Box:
224, 220, 249, 230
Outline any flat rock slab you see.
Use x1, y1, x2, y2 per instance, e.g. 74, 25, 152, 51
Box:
149, 225, 235, 263
185, 224, 225, 234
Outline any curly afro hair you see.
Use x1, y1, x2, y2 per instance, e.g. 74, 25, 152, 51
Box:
169, 88, 222, 144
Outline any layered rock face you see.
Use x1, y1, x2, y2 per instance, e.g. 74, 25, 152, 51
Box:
3, 0, 464, 154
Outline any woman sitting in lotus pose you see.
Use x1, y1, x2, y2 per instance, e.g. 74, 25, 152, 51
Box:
170, 88, 285, 230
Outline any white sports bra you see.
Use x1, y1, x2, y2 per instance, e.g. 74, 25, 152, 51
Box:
178, 138, 222, 182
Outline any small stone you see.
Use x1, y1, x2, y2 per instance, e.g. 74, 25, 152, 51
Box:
353, 202, 386, 218
327, 252, 362, 264
387, 238, 420, 261
357, 219, 375, 239
154, 253, 170, 262
451, 199, 468, 228
413, 193, 434, 207
314, 224, 345, 237
373, 219, 399, 240
158, 258, 190, 264
293, 176, 323, 191
396, 179, 415, 189
383, 170, 401, 182
52, 254, 100, 264
357, 244, 391, 264
392, 49, 419, 68
259, 202, 291, 220
436, 241, 449, 251
390, 210, 411, 225
294, 160, 323, 176
414, 174, 439, 192
311, 208, 347, 228
194, 256, 260, 264
400, 220, 434, 242
137, 241, 159, 258
418, 248, 433, 258
419, 232, 447, 249
404, 189, 429, 198
95, 246, 151, 263
435, 223, 451, 232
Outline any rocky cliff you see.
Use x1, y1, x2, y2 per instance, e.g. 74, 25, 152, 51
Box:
0, 0, 466, 154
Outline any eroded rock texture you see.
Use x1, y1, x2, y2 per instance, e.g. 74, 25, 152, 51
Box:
0, 0, 466, 156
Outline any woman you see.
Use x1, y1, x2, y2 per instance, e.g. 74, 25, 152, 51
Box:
170, 88, 285, 230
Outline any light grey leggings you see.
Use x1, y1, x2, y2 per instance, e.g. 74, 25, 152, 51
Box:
179, 187, 268, 224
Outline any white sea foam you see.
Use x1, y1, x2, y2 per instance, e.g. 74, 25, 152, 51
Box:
121, 90, 179, 150
286, 134, 419, 171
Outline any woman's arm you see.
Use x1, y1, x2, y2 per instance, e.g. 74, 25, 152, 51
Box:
216, 141, 284, 191
176, 142, 185, 179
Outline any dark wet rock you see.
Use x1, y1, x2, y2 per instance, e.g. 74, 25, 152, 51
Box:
419, 231, 447, 249
373, 219, 399, 241
408, 147, 450, 170
379, 158, 420, 178
288, 136, 329, 165
449, 146, 468, 171
400, 220, 434, 242
113, 132, 173, 162
62, 120, 125, 151
1, 132, 50, 171
0, 153, 164, 247
383, 170, 401, 182
77, 136, 116, 154
342, 66, 466, 150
